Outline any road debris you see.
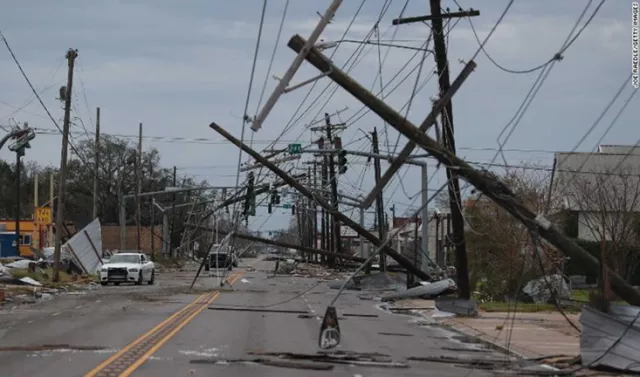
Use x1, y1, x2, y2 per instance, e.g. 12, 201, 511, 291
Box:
207, 306, 309, 314
381, 278, 457, 302
343, 313, 378, 318
248, 350, 409, 368
190, 357, 335, 370
378, 332, 414, 337
0, 344, 105, 352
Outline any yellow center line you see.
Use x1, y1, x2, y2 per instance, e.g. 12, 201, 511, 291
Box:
84, 272, 243, 377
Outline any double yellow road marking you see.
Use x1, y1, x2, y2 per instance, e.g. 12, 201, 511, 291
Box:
85, 273, 242, 377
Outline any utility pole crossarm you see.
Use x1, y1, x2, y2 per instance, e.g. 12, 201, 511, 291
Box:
286, 34, 476, 209
209, 121, 432, 281
284, 36, 640, 305
392, 9, 480, 25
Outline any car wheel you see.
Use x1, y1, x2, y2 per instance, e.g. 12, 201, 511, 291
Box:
148, 270, 155, 285
100, 282, 108, 286
114, 282, 120, 286
135, 272, 143, 285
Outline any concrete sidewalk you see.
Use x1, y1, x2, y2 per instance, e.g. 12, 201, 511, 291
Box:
439, 311, 581, 358
390, 299, 581, 358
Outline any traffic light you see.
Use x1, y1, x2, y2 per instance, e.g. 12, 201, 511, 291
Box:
335, 137, 347, 174
244, 172, 256, 216
338, 150, 347, 174
268, 203, 272, 214
291, 205, 296, 215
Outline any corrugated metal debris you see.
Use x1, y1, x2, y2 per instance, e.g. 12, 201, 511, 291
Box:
580, 304, 640, 372
61, 218, 104, 275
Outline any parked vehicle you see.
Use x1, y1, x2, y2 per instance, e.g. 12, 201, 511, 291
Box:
99, 253, 155, 286
204, 244, 238, 271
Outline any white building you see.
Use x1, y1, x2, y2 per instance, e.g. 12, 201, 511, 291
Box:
553, 145, 640, 242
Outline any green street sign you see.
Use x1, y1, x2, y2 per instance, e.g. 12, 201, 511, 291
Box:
287, 143, 302, 154
282, 203, 292, 209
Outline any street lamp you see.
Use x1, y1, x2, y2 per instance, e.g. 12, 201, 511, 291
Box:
6, 123, 36, 256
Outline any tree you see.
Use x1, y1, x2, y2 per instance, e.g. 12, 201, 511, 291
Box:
563, 165, 640, 283
464, 165, 564, 299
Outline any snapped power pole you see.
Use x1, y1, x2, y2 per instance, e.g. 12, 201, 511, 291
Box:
53, 48, 78, 282
285, 34, 640, 306
391, 1, 481, 299
209, 122, 432, 281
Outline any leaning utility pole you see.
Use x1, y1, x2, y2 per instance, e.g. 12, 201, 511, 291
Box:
324, 113, 343, 257
371, 127, 386, 272
285, 33, 640, 306
136, 122, 143, 251
210, 122, 433, 281
392, 2, 480, 299
53, 48, 78, 282
92, 107, 100, 220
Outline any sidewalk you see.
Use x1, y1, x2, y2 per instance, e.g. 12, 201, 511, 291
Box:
390, 299, 581, 358
440, 311, 581, 358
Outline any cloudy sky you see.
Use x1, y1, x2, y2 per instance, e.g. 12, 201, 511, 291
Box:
0, 0, 636, 233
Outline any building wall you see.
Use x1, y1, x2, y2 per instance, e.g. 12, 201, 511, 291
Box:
101, 225, 163, 255
577, 211, 633, 242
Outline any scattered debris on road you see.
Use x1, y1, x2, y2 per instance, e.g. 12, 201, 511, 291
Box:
0, 344, 105, 352
342, 313, 378, 318
378, 332, 414, 337
207, 306, 309, 314
191, 357, 335, 370
248, 350, 409, 368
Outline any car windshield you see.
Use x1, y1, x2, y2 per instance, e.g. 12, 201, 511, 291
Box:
108, 255, 140, 264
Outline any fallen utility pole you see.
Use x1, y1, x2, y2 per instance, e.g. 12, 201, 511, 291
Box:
391, 1, 481, 299
230, 231, 366, 263
285, 34, 640, 305
353, 61, 475, 209
53, 48, 78, 282
183, 222, 352, 264
209, 122, 432, 281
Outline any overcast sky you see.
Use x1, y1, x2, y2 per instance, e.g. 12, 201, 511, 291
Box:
0, 0, 636, 234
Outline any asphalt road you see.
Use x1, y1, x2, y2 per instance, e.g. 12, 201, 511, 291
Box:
0, 258, 509, 376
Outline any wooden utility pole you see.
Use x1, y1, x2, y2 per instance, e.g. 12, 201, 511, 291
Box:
324, 113, 343, 257
371, 127, 386, 272
136, 122, 143, 251
49, 173, 54, 247
426, 0, 471, 299
318, 138, 330, 265
170, 166, 177, 257
391, 0, 481, 301
92, 107, 100, 220
210, 122, 432, 281
149, 161, 155, 261
285, 34, 640, 305
53, 48, 78, 282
